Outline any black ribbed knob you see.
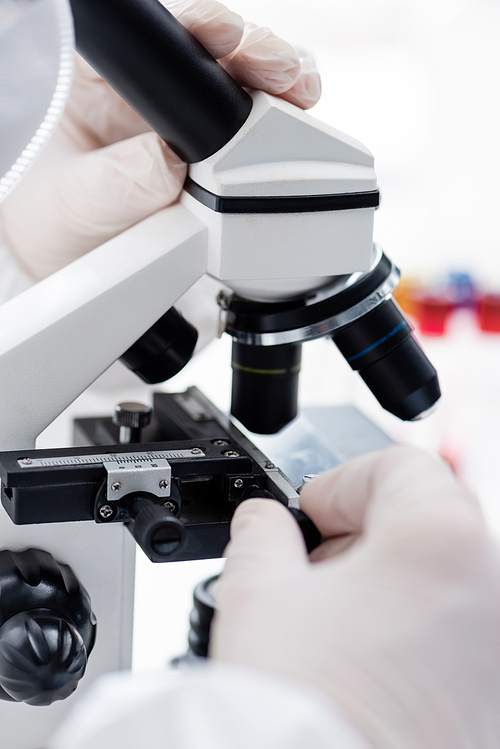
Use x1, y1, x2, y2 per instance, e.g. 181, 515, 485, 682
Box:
0, 549, 96, 706
113, 402, 153, 444
127, 496, 186, 562
187, 576, 220, 658
0, 610, 87, 706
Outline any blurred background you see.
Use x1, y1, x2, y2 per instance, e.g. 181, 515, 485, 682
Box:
38, 0, 500, 671
211, 0, 500, 519
230, 0, 500, 281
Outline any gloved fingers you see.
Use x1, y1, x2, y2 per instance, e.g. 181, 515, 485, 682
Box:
67, 0, 243, 148
278, 44, 322, 110
308, 533, 360, 562
64, 55, 152, 149
66, 0, 247, 148
3, 132, 186, 280
66, 15, 317, 149
218, 499, 307, 605
300, 446, 484, 558
226, 499, 308, 567
220, 26, 321, 108
161, 0, 244, 59
220, 22, 301, 96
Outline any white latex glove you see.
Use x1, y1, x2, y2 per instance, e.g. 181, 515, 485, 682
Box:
212, 446, 500, 749
0, 0, 321, 282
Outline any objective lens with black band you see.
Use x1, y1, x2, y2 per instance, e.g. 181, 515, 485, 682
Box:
231, 342, 302, 434
223, 249, 440, 433
120, 307, 198, 385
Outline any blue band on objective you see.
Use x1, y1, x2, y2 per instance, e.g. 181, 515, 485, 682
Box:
346, 321, 409, 363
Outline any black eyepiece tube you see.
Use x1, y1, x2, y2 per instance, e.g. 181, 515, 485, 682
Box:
69, 0, 253, 163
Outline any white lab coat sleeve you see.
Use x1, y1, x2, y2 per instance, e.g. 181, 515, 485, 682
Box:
50, 664, 373, 749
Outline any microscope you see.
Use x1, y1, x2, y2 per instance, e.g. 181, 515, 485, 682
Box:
0, 1, 440, 746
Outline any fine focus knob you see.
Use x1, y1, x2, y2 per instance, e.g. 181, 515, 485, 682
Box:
113, 402, 153, 443
187, 576, 220, 659
0, 549, 96, 706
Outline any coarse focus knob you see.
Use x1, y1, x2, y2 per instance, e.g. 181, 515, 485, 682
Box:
0, 549, 96, 706
113, 402, 153, 444
0, 610, 87, 706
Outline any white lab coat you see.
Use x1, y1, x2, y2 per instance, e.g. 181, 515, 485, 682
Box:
52, 664, 372, 749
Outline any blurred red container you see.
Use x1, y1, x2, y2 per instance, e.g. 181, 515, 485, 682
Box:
478, 294, 500, 332
413, 293, 452, 336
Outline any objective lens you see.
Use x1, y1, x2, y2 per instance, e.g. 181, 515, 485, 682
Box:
223, 252, 440, 428
120, 307, 198, 384
332, 297, 440, 420
230, 341, 302, 434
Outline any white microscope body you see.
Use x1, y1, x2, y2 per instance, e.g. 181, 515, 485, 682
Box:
0, 89, 378, 748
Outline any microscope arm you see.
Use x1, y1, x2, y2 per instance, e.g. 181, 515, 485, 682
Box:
0, 204, 207, 449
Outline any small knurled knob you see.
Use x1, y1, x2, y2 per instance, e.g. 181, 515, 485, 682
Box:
113, 402, 153, 443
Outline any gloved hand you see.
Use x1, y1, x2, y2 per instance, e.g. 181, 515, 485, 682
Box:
212, 446, 500, 749
0, 0, 321, 281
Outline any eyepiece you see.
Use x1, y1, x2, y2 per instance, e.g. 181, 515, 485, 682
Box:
230, 341, 302, 434
332, 297, 440, 420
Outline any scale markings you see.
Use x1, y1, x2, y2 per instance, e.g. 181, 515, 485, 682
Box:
18, 449, 204, 468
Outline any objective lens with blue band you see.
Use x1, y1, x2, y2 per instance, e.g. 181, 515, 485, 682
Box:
224, 251, 440, 431
345, 320, 409, 364
332, 299, 439, 421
